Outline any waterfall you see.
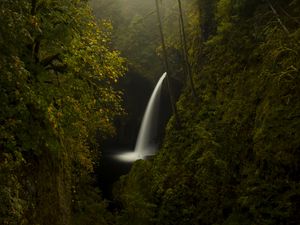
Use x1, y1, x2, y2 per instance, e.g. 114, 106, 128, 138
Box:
115, 72, 167, 162
134, 72, 167, 156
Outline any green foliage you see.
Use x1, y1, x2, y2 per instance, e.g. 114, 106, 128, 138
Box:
114, 160, 156, 225
198, 0, 217, 40
115, 0, 300, 225
0, 152, 26, 225
72, 175, 113, 225
0, 0, 125, 224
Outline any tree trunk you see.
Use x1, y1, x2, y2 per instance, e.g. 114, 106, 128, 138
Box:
155, 0, 179, 125
177, 0, 198, 101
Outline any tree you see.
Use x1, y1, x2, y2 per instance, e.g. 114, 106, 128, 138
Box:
0, 0, 125, 224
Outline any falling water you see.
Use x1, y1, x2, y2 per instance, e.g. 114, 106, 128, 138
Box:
134, 72, 167, 156
115, 72, 167, 162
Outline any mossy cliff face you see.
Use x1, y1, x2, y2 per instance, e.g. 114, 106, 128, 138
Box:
115, 1, 300, 225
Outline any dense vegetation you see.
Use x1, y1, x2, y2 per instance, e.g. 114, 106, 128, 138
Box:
1, 0, 299, 224
0, 0, 125, 224
114, 0, 300, 225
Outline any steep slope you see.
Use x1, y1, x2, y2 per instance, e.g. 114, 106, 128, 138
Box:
115, 0, 300, 225
0, 1, 125, 224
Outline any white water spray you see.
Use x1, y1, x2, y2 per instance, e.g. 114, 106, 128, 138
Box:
115, 72, 167, 162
